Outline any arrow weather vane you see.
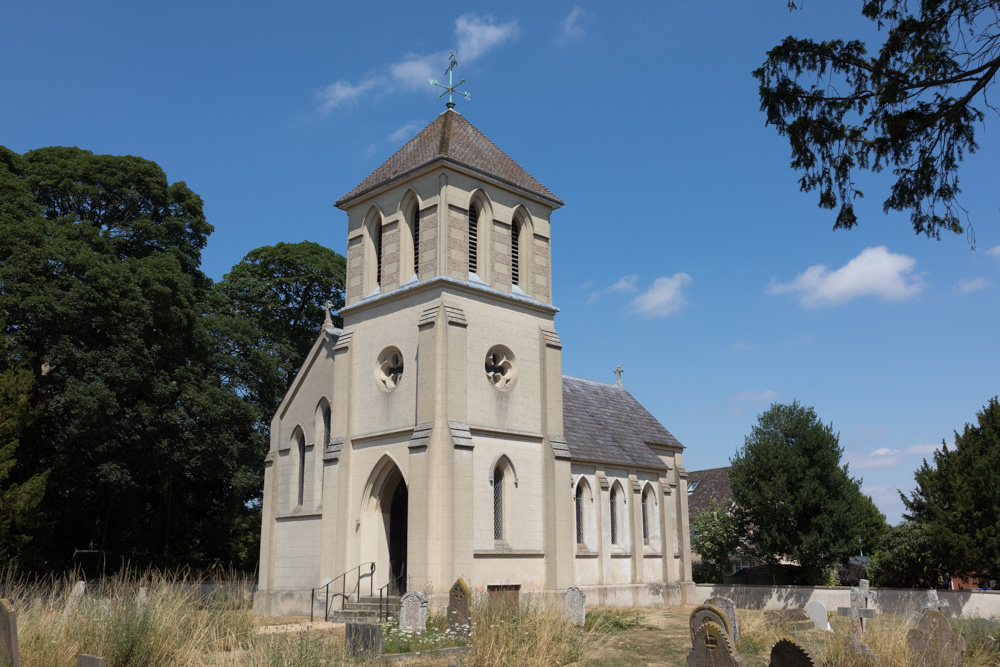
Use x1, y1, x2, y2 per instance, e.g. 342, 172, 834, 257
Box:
429, 52, 471, 109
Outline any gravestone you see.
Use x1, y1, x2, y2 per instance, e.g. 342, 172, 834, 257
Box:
398, 591, 428, 633
906, 610, 965, 667
687, 620, 744, 667
447, 578, 471, 633
706, 596, 739, 643
564, 586, 585, 627
64, 581, 86, 617
805, 601, 832, 632
769, 638, 817, 667
837, 581, 878, 660
690, 604, 733, 645
921, 589, 950, 615
0, 599, 20, 667
345, 622, 383, 656
77, 655, 107, 667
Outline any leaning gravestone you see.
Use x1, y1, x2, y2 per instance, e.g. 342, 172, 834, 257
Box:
564, 586, 585, 627
687, 620, 744, 667
690, 604, 733, 645
706, 596, 739, 643
77, 655, 107, 667
805, 601, 832, 632
447, 578, 471, 634
345, 622, 383, 656
64, 581, 86, 617
906, 610, 965, 667
769, 638, 817, 667
398, 591, 428, 633
0, 599, 20, 667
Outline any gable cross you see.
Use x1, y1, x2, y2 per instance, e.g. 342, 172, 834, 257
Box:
429, 52, 471, 109
322, 299, 334, 332
614, 365, 624, 387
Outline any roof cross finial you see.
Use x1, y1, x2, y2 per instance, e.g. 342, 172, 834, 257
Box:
322, 299, 334, 332
429, 51, 471, 109
614, 365, 624, 388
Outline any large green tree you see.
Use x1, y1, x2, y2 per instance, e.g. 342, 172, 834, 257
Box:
730, 401, 867, 583
691, 502, 741, 583
869, 521, 952, 588
0, 146, 261, 570
756, 1, 1000, 240
901, 396, 1000, 582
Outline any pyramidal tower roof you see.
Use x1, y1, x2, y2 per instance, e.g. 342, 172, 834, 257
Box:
336, 109, 563, 209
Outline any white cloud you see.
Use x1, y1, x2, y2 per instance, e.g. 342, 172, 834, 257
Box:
849, 442, 943, 469
733, 390, 778, 403
455, 14, 519, 62
586, 274, 638, 302
629, 273, 692, 318
987, 245, 1000, 257
390, 53, 443, 91
953, 277, 992, 294
317, 78, 383, 113
388, 121, 425, 143
557, 7, 589, 43
768, 246, 924, 307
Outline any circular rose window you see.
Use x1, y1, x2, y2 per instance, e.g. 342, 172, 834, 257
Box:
485, 345, 516, 391
376, 347, 404, 391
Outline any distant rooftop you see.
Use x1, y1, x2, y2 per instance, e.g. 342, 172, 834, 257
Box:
686, 466, 733, 517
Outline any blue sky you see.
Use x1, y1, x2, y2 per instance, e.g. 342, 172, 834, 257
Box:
5, 1, 998, 524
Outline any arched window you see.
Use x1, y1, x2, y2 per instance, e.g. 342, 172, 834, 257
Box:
411, 203, 420, 277
642, 487, 651, 545
511, 219, 521, 286
295, 429, 306, 507
575, 483, 584, 545
375, 220, 384, 287
609, 485, 619, 545
493, 466, 504, 541
315, 399, 331, 449
468, 205, 479, 275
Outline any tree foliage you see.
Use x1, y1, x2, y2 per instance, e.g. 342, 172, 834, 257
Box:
0, 146, 261, 570
756, 1, 1000, 240
730, 401, 869, 583
869, 521, 952, 588
901, 396, 1000, 582
691, 502, 741, 583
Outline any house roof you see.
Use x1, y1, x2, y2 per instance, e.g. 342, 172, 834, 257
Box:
336, 109, 563, 208
561, 376, 682, 469
686, 466, 733, 518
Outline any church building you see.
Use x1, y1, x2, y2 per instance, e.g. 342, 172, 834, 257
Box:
254, 107, 695, 616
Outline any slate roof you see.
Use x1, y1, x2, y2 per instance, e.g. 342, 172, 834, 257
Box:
686, 466, 733, 518
561, 376, 682, 469
336, 109, 563, 208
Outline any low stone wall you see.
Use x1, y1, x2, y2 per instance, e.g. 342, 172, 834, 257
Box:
695, 583, 1000, 618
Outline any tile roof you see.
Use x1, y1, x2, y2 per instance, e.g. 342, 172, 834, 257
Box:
561, 376, 682, 469
686, 466, 733, 518
336, 109, 563, 208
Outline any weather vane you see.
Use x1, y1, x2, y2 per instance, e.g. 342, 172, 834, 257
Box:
429, 52, 471, 109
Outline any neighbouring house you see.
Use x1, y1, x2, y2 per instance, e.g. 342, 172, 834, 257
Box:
253, 106, 697, 616
687, 466, 759, 575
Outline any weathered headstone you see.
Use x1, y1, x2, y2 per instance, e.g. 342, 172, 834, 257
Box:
690, 604, 733, 645
921, 589, 950, 615
805, 601, 831, 632
706, 596, 739, 643
906, 610, 965, 667
0, 599, 20, 667
64, 581, 86, 617
769, 638, 817, 667
345, 622, 383, 656
687, 620, 744, 667
447, 577, 471, 633
837, 581, 878, 660
398, 591, 429, 633
564, 586, 585, 627
77, 655, 107, 667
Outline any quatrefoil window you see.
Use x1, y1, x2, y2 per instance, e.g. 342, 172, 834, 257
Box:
376, 347, 404, 391
485, 345, 516, 391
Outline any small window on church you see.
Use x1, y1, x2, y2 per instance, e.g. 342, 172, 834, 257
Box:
493, 466, 504, 541
296, 431, 305, 507
511, 219, 520, 286
575, 484, 584, 545
641, 488, 651, 546
609, 486, 619, 545
376, 347, 404, 391
411, 203, 420, 278
485, 345, 516, 391
468, 206, 479, 275
375, 221, 384, 286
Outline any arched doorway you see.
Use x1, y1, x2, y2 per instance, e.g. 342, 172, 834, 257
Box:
361, 455, 408, 596
387, 480, 407, 595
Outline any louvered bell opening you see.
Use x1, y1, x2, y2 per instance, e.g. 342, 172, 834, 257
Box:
575, 485, 584, 545
468, 207, 478, 274
609, 487, 618, 545
642, 493, 650, 545
493, 467, 504, 541
376, 222, 384, 286
412, 205, 420, 277
511, 220, 520, 286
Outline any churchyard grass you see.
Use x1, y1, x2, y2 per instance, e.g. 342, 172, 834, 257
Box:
382, 612, 469, 654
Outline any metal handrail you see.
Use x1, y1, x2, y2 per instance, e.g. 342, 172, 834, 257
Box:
378, 581, 391, 622
310, 561, 375, 622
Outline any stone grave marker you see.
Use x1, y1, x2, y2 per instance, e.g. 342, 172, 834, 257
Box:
769, 637, 817, 667
398, 591, 428, 633
690, 604, 733, 645
837, 581, 878, 660
921, 589, 950, 615
345, 622, 383, 656
706, 596, 739, 643
805, 601, 832, 632
687, 620, 744, 667
906, 610, 965, 667
0, 599, 20, 667
564, 586, 585, 627
64, 581, 86, 617
447, 577, 471, 634
77, 655, 107, 667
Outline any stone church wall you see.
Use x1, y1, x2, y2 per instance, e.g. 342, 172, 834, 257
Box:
272, 516, 321, 591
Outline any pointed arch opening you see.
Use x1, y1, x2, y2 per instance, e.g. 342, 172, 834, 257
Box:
608, 480, 629, 549
574, 476, 596, 551
641, 482, 660, 550
399, 191, 421, 282
489, 454, 517, 544
510, 207, 533, 295
359, 454, 409, 595
291, 426, 306, 507
363, 207, 385, 295
467, 191, 493, 280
